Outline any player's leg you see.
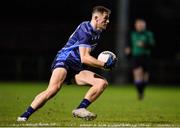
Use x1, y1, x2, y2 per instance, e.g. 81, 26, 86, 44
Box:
142, 71, 149, 96
31, 68, 67, 108
144, 71, 149, 82
133, 66, 145, 100
17, 68, 67, 121
143, 58, 150, 91
138, 57, 150, 100
72, 70, 108, 120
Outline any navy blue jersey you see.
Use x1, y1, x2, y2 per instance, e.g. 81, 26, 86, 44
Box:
51, 21, 102, 72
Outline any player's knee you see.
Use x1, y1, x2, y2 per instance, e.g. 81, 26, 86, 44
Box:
97, 79, 108, 92
103, 79, 108, 89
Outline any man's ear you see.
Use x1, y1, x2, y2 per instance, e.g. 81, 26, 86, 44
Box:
94, 15, 98, 22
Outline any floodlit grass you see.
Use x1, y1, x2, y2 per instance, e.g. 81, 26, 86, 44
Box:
0, 82, 180, 127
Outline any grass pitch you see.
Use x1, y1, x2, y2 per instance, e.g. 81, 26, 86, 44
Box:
0, 82, 180, 127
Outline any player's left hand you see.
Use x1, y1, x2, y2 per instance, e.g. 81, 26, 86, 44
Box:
103, 56, 117, 70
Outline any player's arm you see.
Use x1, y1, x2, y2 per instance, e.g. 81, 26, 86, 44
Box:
78, 25, 105, 69
145, 31, 155, 49
79, 47, 104, 69
78, 25, 115, 69
124, 32, 132, 56
139, 31, 155, 49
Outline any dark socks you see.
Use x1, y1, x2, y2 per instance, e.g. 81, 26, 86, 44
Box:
144, 81, 148, 88
134, 80, 145, 100
77, 99, 91, 109
20, 106, 35, 119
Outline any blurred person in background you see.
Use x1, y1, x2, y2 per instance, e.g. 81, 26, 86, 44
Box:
125, 19, 155, 100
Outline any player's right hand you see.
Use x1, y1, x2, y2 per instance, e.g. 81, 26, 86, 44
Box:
137, 41, 145, 47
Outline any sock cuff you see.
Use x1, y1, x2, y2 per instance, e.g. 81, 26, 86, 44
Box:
77, 99, 91, 109
83, 99, 91, 104
134, 80, 144, 84
27, 106, 35, 113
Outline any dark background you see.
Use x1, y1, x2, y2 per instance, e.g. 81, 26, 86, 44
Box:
0, 0, 180, 84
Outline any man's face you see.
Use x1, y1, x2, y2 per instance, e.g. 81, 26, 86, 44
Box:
96, 12, 110, 30
135, 20, 146, 32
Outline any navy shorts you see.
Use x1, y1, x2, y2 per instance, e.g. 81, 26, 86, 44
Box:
132, 55, 150, 71
51, 58, 84, 84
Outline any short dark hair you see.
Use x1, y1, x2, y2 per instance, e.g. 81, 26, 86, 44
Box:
92, 6, 111, 14
135, 18, 146, 23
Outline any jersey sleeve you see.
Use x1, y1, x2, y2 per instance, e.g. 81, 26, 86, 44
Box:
147, 31, 155, 46
78, 25, 92, 49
